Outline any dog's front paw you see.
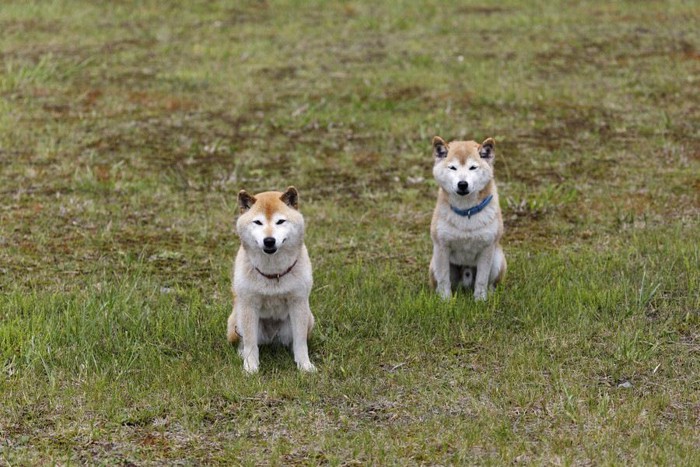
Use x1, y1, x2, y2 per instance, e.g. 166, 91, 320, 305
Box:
437, 286, 452, 301
297, 361, 317, 373
243, 357, 259, 374
473, 289, 487, 301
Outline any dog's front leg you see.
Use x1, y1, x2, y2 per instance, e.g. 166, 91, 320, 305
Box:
474, 245, 495, 301
238, 300, 260, 374
431, 243, 452, 300
288, 297, 316, 372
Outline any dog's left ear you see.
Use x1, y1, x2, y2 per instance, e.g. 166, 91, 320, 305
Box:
280, 186, 299, 210
479, 138, 495, 160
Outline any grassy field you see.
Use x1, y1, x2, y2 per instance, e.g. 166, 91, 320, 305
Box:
1, 0, 698, 464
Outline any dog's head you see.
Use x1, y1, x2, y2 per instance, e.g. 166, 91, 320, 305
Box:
432, 136, 496, 197
236, 186, 304, 255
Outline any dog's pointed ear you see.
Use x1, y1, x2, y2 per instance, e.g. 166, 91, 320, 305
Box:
433, 136, 448, 159
479, 137, 495, 159
238, 190, 256, 214
280, 186, 299, 210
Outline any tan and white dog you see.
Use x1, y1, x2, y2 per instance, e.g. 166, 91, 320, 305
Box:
227, 187, 316, 373
429, 136, 506, 301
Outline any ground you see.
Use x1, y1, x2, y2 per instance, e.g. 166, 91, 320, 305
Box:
1, 0, 698, 464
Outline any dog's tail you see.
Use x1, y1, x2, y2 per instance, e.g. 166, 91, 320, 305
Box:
492, 247, 507, 286
461, 266, 476, 289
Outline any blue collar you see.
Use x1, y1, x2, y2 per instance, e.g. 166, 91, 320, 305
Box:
450, 194, 494, 218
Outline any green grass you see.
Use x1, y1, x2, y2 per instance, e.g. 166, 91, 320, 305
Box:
1, 0, 699, 464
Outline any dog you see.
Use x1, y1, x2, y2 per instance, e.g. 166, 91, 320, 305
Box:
429, 136, 506, 301
226, 187, 316, 373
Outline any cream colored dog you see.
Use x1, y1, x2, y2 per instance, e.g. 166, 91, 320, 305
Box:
227, 187, 316, 373
429, 136, 506, 301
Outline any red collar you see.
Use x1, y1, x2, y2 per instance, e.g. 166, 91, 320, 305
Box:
255, 260, 298, 281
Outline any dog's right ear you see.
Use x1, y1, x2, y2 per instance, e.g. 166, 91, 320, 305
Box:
433, 136, 448, 159
238, 190, 256, 214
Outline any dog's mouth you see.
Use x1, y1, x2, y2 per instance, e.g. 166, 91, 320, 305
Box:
263, 247, 278, 255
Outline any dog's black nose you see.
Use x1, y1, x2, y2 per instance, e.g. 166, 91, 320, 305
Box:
263, 237, 276, 248
457, 181, 469, 191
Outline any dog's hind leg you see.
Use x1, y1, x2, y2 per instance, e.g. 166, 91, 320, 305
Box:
490, 245, 507, 287
429, 268, 437, 289
226, 295, 240, 344
306, 311, 315, 339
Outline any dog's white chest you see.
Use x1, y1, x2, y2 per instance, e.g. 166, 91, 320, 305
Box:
438, 214, 498, 266
257, 296, 290, 320
448, 234, 490, 265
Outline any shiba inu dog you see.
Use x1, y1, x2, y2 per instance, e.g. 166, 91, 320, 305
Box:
226, 187, 316, 373
429, 136, 506, 301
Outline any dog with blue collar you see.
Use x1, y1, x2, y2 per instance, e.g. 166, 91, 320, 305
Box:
429, 136, 507, 301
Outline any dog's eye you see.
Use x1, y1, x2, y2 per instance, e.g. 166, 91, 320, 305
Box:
276, 219, 286, 225
449, 166, 457, 171
253, 220, 263, 226
469, 166, 478, 171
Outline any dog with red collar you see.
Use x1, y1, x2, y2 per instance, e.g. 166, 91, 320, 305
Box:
227, 187, 316, 373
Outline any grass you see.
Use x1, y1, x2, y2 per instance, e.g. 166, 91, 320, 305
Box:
1, 0, 699, 464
